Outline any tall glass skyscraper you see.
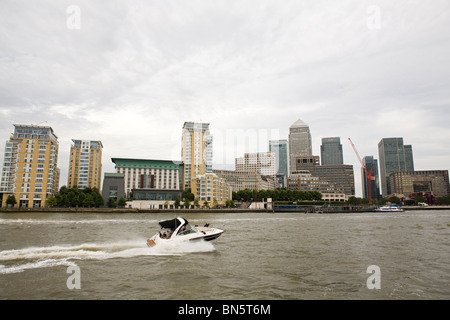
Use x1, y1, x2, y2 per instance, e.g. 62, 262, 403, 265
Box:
269, 140, 288, 175
288, 118, 312, 174
378, 138, 414, 197
269, 140, 288, 188
362, 156, 381, 200
320, 137, 343, 165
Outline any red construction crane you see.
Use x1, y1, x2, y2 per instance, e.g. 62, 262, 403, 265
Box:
348, 138, 374, 204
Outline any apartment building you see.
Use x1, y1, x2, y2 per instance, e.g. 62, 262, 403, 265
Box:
0, 124, 60, 208
68, 139, 103, 190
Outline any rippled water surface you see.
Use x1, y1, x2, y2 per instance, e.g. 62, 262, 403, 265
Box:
1, 210, 449, 299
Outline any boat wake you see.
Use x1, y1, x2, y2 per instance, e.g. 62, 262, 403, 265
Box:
0, 239, 215, 274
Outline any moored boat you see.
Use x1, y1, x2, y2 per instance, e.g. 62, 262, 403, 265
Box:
373, 205, 404, 212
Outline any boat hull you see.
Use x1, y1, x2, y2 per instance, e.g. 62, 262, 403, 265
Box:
189, 230, 224, 242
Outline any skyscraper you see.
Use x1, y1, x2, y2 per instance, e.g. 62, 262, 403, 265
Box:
362, 156, 381, 200
68, 140, 103, 190
378, 138, 414, 197
269, 139, 288, 188
269, 139, 288, 176
288, 118, 312, 174
0, 124, 60, 208
235, 152, 277, 176
181, 122, 213, 189
320, 137, 343, 165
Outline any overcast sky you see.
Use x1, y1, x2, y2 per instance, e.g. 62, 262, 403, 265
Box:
1, 0, 449, 197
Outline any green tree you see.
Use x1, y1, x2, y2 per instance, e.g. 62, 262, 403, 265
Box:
183, 199, 191, 208
118, 197, 126, 207
6, 195, 17, 207
46, 196, 57, 207
93, 192, 104, 207
174, 196, 181, 208
437, 195, 450, 205
225, 199, 235, 208
203, 200, 209, 208
414, 196, 426, 204
83, 193, 94, 207
67, 191, 79, 207
194, 198, 200, 208
107, 198, 117, 208
389, 196, 401, 205
347, 196, 361, 205
182, 189, 195, 201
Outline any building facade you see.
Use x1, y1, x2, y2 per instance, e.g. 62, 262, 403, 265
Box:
378, 138, 414, 197
191, 172, 232, 204
287, 170, 347, 201
389, 170, 450, 198
293, 155, 355, 196
0, 124, 60, 208
101, 173, 125, 205
68, 139, 103, 190
320, 137, 343, 165
213, 169, 277, 192
181, 122, 213, 190
235, 152, 277, 176
269, 139, 288, 188
288, 118, 312, 174
361, 156, 381, 200
112, 158, 183, 198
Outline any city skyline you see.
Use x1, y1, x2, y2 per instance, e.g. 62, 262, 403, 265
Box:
1, 1, 449, 197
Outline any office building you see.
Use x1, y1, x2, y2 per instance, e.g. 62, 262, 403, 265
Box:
235, 152, 277, 176
181, 122, 213, 189
112, 158, 183, 198
378, 138, 414, 197
287, 170, 348, 201
289, 118, 312, 174
0, 124, 60, 208
68, 139, 103, 190
390, 170, 450, 198
213, 169, 277, 192
362, 156, 381, 200
269, 139, 288, 188
101, 173, 125, 205
293, 155, 355, 196
320, 137, 343, 165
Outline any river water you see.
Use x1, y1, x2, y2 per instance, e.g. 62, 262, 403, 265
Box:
0, 210, 449, 300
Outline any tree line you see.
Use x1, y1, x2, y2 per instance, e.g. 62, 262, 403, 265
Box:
45, 186, 105, 207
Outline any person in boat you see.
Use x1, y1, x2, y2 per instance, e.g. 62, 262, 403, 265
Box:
178, 225, 187, 235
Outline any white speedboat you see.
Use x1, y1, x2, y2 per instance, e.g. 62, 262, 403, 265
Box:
146, 217, 224, 247
373, 205, 404, 212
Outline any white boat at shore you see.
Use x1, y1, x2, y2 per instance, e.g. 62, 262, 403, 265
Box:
373, 205, 404, 212
146, 217, 224, 247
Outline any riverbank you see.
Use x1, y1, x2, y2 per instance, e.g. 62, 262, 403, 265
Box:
1, 205, 450, 214
0, 207, 267, 214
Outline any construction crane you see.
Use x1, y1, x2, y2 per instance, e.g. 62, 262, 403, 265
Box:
348, 138, 374, 204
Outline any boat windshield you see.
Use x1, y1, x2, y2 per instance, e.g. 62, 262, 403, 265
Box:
178, 224, 197, 236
